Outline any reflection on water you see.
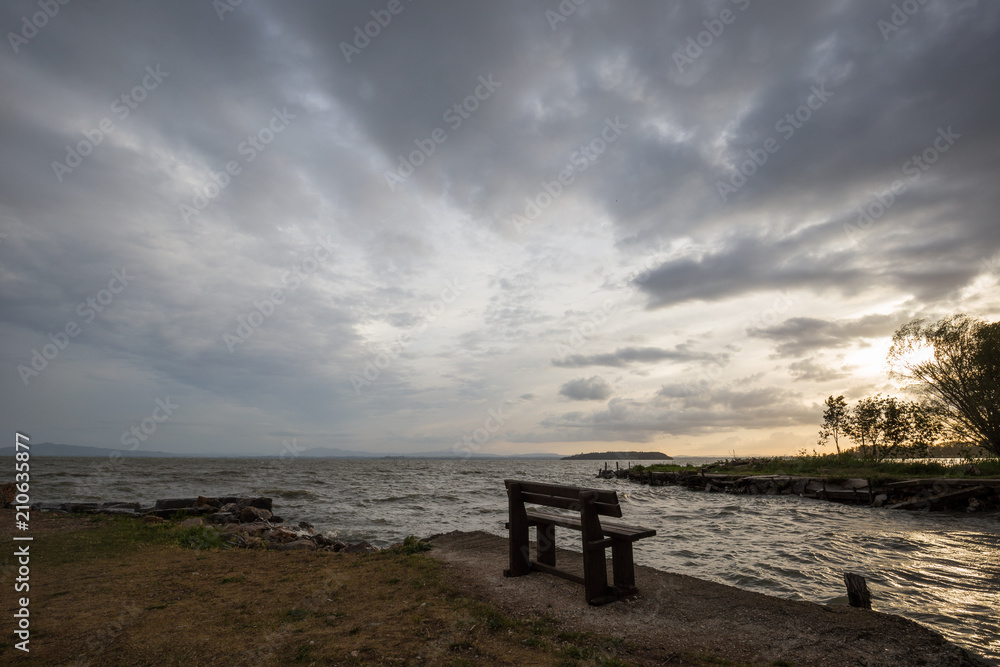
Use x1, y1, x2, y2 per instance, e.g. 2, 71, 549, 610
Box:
33, 457, 1000, 663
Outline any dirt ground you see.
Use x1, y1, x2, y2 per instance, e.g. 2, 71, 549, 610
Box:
425, 530, 990, 667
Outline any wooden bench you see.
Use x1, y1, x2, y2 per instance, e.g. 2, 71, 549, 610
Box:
503, 479, 656, 605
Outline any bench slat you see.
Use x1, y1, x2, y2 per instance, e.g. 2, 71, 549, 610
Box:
525, 509, 656, 541
506, 479, 619, 506
518, 491, 623, 518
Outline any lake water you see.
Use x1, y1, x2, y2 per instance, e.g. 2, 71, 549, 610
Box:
31, 456, 1000, 663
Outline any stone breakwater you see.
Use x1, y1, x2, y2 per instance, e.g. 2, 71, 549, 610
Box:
27, 495, 385, 554
608, 469, 1000, 512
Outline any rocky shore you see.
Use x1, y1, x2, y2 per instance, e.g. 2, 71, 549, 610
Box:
26, 494, 382, 553
608, 467, 1000, 512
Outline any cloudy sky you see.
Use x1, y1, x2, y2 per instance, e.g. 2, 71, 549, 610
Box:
2, 0, 999, 457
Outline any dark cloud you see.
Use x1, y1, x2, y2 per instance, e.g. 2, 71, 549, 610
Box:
559, 376, 612, 401
552, 345, 729, 368
747, 313, 906, 357
787, 357, 855, 383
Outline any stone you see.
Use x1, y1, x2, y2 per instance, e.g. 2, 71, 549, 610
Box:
223, 521, 271, 537
101, 501, 140, 511
179, 517, 204, 528
206, 512, 238, 524
313, 534, 335, 547
270, 515, 284, 524
141, 515, 166, 524
239, 506, 273, 523
154, 498, 199, 510
298, 521, 317, 534
219, 502, 239, 514
342, 541, 376, 554
250, 497, 273, 511
266, 527, 300, 544
197, 495, 221, 508
872, 493, 888, 508
333, 541, 348, 552
273, 539, 317, 551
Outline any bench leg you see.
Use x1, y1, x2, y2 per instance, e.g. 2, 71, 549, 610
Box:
611, 541, 636, 593
505, 484, 531, 577
537, 523, 556, 567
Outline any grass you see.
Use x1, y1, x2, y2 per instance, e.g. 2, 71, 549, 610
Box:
635, 452, 1000, 482
6, 512, 647, 666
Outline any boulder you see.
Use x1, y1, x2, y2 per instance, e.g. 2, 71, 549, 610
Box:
206, 512, 238, 524
342, 541, 376, 554
297, 521, 317, 534
101, 501, 141, 511
223, 521, 271, 537
273, 539, 317, 551
0, 482, 15, 509
154, 498, 199, 510
179, 517, 204, 528
219, 502, 239, 514
239, 506, 273, 523
266, 527, 300, 544
141, 515, 166, 525
197, 496, 221, 508
270, 515, 284, 524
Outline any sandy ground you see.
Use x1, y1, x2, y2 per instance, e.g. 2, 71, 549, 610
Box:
426, 530, 990, 667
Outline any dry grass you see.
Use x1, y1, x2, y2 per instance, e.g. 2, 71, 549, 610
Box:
0, 511, 638, 666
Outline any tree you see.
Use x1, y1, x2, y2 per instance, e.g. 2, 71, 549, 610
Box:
889, 315, 1000, 457
842, 394, 941, 462
818, 395, 848, 453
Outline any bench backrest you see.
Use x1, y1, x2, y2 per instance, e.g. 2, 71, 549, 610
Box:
504, 479, 622, 518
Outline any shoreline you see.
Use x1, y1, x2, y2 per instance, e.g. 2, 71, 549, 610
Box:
3, 508, 993, 666
609, 467, 1000, 512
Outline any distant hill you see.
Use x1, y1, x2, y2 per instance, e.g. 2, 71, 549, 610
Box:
0, 442, 563, 460
0, 442, 180, 458
562, 451, 672, 461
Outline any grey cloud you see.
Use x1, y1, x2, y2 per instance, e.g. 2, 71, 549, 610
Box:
552, 344, 729, 368
747, 313, 906, 357
559, 376, 612, 401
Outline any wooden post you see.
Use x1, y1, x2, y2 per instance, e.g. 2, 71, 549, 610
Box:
505, 482, 531, 577
844, 572, 871, 609
537, 523, 556, 567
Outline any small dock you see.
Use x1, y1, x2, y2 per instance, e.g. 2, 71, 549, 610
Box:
599, 464, 1000, 512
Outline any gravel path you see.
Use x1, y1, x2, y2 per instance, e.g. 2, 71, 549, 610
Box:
426, 530, 989, 666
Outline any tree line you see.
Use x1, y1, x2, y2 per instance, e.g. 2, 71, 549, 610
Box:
818, 315, 999, 461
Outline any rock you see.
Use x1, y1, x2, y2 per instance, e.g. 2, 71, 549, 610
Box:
239, 506, 273, 523
342, 541, 376, 554
273, 539, 317, 551
206, 512, 238, 524
241, 536, 265, 549
266, 527, 300, 544
65, 502, 101, 513
270, 515, 284, 524
141, 515, 166, 524
197, 495, 221, 508
223, 521, 271, 537
101, 501, 140, 511
298, 521, 317, 534
219, 502, 239, 514
965, 464, 981, 476
154, 498, 199, 510
250, 497, 272, 512
179, 517, 204, 528
967, 497, 982, 512
872, 493, 888, 508
313, 534, 335, 547
333, 541, 348, 552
